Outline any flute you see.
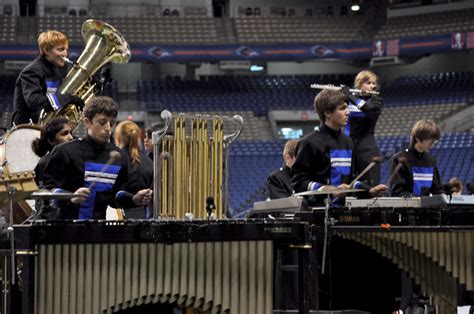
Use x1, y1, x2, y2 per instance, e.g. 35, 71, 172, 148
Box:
310, 84, 379, 95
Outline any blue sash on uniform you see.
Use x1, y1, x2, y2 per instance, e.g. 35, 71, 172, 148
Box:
344, 103, 365, 136
412, 166, 433, 196
46, 80, 61, 110
330, 149, 352, 186
79, 161, 121, 219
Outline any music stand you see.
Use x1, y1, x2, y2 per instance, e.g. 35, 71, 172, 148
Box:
0, 170, 37, 310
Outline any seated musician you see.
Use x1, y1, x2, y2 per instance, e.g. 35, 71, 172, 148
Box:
32, 116, 73, 186
265, 139, 298, 199
291, 88, 387, 205
43, 96, 152, 219
389, 119, 445, 197
13, 30, 84, 125
143, 122, 162, 161
448, 177, 463, 196
30, 117, 73, 219
143, 118, 173, 161
143, 126, 154, 160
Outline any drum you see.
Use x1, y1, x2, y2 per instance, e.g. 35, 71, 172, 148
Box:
0, 124, 41, 174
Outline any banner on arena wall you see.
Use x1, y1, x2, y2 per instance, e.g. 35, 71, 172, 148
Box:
0, 32, 471, 63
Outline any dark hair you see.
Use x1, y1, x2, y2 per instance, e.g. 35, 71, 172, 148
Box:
145, 118, 174, 138
83, 96, 118, 121
146, 122, 163, 138
410, 119, 441, 146
146, 127, 152, 138
448, 177, 463, 194
466, 182, 474, 195
32, 117, 70, 157
314, 89, 348, 122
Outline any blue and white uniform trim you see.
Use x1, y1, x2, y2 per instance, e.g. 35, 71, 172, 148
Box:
330, 149, 352, 186
46, 80, 61, 110
344, 103, 365, 136
84, 170, 118, 184
308, 181, 322, 191
51, 188, 66, 208
354, 98, 366, 109
115, 190, 127, 201
412, 166, 433, 196
79, 162, 121, 219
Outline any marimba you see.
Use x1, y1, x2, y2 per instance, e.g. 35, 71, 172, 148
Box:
6, 220, 311, 314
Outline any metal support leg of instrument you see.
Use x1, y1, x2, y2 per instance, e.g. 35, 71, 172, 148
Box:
0, 185, 16, 314
274, 244, 318, 314
298, 248, 311, 314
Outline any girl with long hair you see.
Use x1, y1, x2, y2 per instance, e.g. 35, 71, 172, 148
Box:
114, 120, 153, 218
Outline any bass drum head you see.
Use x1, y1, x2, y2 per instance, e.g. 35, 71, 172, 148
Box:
4, 125, 41, 174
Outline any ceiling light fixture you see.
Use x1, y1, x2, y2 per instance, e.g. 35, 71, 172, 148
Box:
351, 1, 360, 12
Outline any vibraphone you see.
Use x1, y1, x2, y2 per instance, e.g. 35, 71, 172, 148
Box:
294, 198, 474, 313
249, 195, 474, 312
7, 220, 312, 314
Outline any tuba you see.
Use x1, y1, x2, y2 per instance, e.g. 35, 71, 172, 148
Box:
38, 19, 131, 129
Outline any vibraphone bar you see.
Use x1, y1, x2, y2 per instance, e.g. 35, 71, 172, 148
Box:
8, 220, 312, 314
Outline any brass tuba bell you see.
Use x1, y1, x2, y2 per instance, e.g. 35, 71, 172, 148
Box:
38, 19, 131, 129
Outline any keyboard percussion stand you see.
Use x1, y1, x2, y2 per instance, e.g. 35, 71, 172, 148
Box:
321, 195, 334, 275
0, 170, 37, 314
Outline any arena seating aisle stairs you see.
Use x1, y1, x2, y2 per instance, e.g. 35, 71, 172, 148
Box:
17, 16, 37, 44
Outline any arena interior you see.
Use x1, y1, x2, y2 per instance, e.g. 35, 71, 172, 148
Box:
0, 0, 473, 313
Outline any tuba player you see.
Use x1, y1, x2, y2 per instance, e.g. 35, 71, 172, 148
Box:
13, 30, 84, 125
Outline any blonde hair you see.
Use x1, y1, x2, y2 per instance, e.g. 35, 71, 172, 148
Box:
114, 120, 141, 165
354, 70, 378, 90
38, 31, 68, 56
283, 139, 298, 159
